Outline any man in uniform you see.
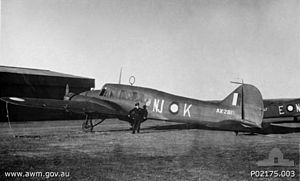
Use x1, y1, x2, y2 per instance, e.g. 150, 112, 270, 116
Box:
141, 105, 148, 122
137, 105, 148, 133
128, 103, 141, 134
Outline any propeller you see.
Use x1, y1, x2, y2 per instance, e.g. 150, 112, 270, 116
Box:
63, 84, 75, 100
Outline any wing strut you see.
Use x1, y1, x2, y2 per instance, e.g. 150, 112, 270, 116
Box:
5, 102, 15, 137
82, 114, 106, 132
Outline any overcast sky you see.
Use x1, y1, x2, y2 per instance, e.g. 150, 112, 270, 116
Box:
1, 0, 299, 100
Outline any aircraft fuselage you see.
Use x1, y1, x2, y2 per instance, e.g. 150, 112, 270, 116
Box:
72, 83, 262, 130
263, 99, 300, 120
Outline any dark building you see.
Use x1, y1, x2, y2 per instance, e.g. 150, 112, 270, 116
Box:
0, 66, 95, 121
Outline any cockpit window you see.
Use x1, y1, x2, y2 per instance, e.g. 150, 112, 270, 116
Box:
99, 88, 106, 96
119, 90, 132, 100
120, 90, 126, 99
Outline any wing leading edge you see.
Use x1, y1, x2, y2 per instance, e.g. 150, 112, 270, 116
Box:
0, 97, 120, 116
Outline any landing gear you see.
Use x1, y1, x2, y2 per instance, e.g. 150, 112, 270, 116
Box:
82, 115, 105, 132
262, 122, 271, 128
234, 131, 238, 136
82, 116, 93, 132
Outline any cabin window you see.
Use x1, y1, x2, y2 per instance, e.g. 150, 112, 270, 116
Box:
120, 90, 126, 99
139, 94, 144, 102
126, 91, 133, 100
132, 92, 138, 101
104, 90, 110, 97
119, 90, 132, 100
133, 92, 144, 102
119, 90, 144, 101
106, 90, 114, 98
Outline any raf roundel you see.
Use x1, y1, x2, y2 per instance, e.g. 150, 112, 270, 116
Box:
287, 105, 294, 112
169, 102, 179, 114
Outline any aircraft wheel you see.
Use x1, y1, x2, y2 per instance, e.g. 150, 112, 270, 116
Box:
262, 122, 271, 128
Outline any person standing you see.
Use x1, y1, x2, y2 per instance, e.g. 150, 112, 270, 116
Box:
141, 105, 147, 120
137, 105, 148, 133
128, 103, 141, 134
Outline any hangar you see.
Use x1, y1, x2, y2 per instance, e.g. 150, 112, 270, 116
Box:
0, 66, 95, 121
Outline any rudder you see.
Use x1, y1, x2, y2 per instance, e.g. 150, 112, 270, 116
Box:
221, 84, 264, 128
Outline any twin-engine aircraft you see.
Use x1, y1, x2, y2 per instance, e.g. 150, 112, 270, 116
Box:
210, 97, 300, 124
1, 83, 265, 133
263, 99, 300, 122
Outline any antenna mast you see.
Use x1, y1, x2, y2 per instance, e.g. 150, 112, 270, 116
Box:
241, 81, 244, 120
118, 67, 123, 84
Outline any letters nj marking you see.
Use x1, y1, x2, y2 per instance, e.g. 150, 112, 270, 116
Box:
153, 99, 164, 113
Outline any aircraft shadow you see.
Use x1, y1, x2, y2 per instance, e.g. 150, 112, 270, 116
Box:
145, 124, 211, 131
94, 123, 203, 134
143, 122, 300, 135
256, 124, 300, 135
95, 123, 231, 134
96, 123, 300, 135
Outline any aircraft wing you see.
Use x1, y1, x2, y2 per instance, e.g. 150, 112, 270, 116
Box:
0, 97, 122, 116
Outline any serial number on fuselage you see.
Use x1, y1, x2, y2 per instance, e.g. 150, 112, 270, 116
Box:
216, 108, 234, 115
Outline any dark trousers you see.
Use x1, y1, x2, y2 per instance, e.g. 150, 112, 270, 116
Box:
132, 118, 141, 134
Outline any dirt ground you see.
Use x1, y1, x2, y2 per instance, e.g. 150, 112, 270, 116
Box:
0, 119, 299, 181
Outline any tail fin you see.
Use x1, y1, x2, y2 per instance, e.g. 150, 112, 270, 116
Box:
221, 84, 264, 128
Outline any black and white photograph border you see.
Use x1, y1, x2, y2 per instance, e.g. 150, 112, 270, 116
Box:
1, 0, 300, 180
